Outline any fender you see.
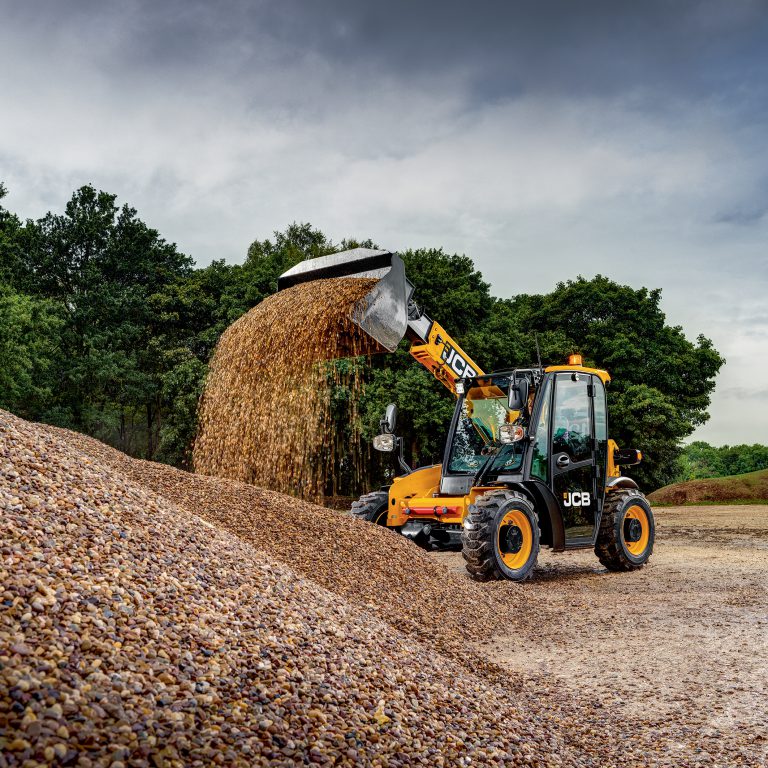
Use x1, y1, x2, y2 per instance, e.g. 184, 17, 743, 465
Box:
379, 462, 437, 492
607, 476, 639, 490
502, 480, 566, 552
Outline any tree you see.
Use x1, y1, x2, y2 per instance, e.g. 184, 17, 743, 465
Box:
0, 182, 725, 493
359, 273, 723, 491
0, 285, 64, 419
147, 260, 246, 467
243, 222, 337, 299
678, 441, 768, 480
0, 184, 28, 289
18, 185, 193, 456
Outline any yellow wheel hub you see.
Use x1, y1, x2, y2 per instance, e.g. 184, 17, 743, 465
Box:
497, 509, 533, 571
623, 505, 650, 556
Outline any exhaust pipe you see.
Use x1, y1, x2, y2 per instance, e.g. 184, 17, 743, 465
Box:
277, 248, 412, 352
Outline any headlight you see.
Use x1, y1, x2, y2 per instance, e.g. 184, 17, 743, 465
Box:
499, 424, 526, 444
373, 434, 396, 452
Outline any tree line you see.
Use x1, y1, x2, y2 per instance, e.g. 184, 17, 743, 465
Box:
677, 442, 768, 482
0, 183, 733, 491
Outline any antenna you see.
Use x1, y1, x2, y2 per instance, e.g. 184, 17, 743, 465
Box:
534, 333, 543, 370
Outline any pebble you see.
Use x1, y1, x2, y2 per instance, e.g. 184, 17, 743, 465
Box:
1, 409, 763, 766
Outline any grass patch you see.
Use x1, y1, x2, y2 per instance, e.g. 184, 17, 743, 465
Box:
652, 498, 768, 508
649, 468, 768, 506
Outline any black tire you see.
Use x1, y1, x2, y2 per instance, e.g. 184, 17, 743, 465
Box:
350, 491, 390, 526
461, 491, 540, 582
595, 489, 655, 571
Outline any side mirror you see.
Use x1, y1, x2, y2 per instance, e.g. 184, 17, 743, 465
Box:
382, 403, 398, 434
508, 378, 529, 412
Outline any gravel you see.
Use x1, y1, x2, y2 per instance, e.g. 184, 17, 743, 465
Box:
1, 410, 573, 767
3, 410, 765, 766
41, 421, 503, 658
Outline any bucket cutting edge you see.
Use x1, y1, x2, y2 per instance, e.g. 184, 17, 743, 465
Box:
277, 249, 412, 352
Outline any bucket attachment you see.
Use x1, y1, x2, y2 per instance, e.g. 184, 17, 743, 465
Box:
277, 249, 412, 352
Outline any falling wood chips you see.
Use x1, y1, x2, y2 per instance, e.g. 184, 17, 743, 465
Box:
193, 278, 382, 501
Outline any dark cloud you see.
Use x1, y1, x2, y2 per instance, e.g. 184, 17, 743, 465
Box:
2, 0, 768, 444
8, 0, 768, 105
715, 206, 768, 225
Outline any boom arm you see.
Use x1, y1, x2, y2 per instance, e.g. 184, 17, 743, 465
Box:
406, 307, 485, 394
277, 248, 484, 393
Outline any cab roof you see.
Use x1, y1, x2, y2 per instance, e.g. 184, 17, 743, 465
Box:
545, 363, 611, 384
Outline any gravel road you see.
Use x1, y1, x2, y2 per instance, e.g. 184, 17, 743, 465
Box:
434, 504, 768, 765
3, 411, 767, 766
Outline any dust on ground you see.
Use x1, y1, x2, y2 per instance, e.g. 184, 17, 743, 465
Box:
433, 504, 768, 754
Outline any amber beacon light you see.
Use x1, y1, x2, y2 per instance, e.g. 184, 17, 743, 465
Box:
568, 354, 583, 366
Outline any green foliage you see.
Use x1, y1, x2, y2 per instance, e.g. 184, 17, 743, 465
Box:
400, 248, 491, 338
153, 348, 208, 468
361, 352, 456, 467
243, 223, 337, 299
0, 183, 724, 494
1, 184, 194, 456
677, 441, 768, 481
0, 184, 28, 288
0, 285, 64, 418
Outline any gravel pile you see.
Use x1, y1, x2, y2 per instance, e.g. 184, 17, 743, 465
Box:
42, 423, 502, 658
2, 410, 576, 766
5, 412, 760, 766
648, 469, 768, 505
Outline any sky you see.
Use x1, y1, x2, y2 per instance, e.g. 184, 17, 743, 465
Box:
2, 0, 767, 445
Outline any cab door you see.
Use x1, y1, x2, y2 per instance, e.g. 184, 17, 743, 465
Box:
551, 372, 598, 545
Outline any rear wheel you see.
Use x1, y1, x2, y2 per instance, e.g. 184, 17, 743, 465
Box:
595, 489, 655, 571
350, 491, 389, 526
461, 491, 540, 582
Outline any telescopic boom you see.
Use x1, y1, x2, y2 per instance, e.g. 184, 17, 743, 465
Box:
277, 249, 484, 393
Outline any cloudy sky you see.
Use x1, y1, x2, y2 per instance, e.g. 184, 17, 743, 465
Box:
2, 0, 767, 444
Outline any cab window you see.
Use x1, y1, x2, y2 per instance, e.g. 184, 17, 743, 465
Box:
448, 395, 510, 473
552, 374, 592, 462
530, 378, 551, 482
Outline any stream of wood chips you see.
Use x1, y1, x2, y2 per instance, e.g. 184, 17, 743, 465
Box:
193, 278, 382, 501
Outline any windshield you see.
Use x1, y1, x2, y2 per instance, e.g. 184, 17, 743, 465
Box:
447, 375, 531, 475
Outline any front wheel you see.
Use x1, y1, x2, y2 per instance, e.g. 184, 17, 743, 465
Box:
595, 489, 655, 571
350, 491, 389, 526
461, 491, 540, 582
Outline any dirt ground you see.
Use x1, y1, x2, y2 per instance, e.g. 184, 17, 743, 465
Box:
432, 505, 768, 762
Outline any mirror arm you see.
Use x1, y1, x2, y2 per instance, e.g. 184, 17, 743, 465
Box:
396, 436, 412, 475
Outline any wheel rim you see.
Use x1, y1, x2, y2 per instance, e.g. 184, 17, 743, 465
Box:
622, 505, 650, 556
497, 509, 533, 571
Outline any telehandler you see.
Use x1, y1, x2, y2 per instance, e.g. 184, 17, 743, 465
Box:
278, 249, 655, 582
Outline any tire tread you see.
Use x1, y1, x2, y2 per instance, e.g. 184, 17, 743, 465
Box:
350, 491, 389, 525
461, 490, 539, 582
595, 488, 654, 571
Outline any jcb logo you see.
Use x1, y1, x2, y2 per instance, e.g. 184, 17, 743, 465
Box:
563, 492, 591, 507
440, 341, 478, 379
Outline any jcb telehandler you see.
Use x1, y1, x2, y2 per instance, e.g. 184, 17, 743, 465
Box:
278, 249, 655, 582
